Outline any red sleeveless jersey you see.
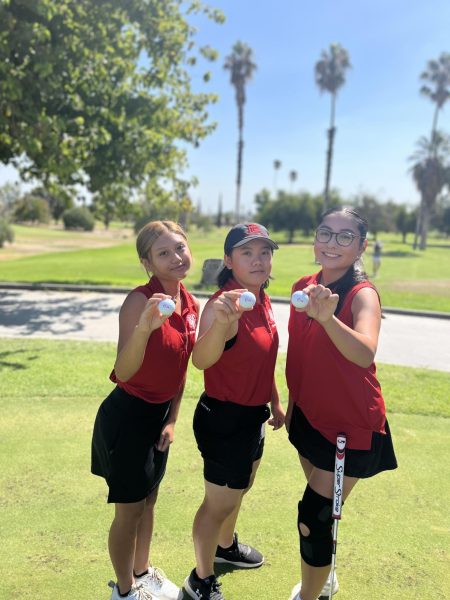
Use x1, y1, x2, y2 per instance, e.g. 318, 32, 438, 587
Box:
286, 272, 386, 450
204, 279, 279, 406
110, 276, 198, 404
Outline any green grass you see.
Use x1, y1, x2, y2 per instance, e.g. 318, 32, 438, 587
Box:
1, 338, 449, 599
1, 226, 450, 311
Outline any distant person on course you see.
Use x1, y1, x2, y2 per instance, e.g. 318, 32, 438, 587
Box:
372, 239, 383, 277
286, 207, 397, 600
91, 220, 199, 600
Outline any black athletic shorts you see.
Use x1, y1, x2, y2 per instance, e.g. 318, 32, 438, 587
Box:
91, 386, 171, 503
288, 405, 397, 479
193, 393, 270, 490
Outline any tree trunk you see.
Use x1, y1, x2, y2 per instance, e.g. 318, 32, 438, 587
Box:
419, 202, 430, 250
323, 93, 337, 211
235, 101, 244, 223
413, 198, 423, 250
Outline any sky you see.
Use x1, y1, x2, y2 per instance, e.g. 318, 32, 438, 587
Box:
1, 0, 449, 215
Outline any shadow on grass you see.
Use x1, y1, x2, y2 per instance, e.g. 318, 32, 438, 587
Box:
0, 290, 120, 336
0, 348, 40, 370
383, 250, 418, 258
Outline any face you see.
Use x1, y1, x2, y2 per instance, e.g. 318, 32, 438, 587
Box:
314, 212, 367, 274
224, 239, 273, 288
142, 231, 192, 281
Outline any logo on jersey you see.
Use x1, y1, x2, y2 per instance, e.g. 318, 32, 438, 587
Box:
186, 313, 197, 331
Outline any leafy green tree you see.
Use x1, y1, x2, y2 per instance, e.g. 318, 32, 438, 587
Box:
62, 206, 95, 231
31, 184, 74, 223
315, 43, 351, 210
273, 159, 282, 196
13, 193, 50, 223
0, 0, 223, 203
413, 53, 450, 248
410, 132, 450, 249
257, 192, 316, 243
224, 41, 257, 222
0, 218, 14, 248
353, 193, 390, 238
0, 182, 21, 218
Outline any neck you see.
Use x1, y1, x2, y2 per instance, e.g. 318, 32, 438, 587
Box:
232, 276, 262, 301
153, 275, 181, 299
320, 267, 348, 287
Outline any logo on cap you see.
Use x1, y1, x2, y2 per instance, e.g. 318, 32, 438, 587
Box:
246, 223, 267, 237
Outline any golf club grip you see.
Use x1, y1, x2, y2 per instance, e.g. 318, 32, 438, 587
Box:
332, 433, 347, 520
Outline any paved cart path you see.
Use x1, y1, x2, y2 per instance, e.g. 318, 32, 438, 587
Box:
0, 289, 449, 372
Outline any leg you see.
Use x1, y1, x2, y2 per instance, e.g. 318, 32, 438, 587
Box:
134, 486, 159, 575
297, 469, 358, 600
108, 500, 146, 594
218, 458, 261, 547
193, 480, 243, 578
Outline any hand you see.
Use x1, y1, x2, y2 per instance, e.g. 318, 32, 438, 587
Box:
155, 422, 174, 452
212, 289, 251, 325
298, 284, 339, 323
136, 293, 174, 333
268, 402, 285, 430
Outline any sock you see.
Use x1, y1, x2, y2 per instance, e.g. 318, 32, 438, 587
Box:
134, 569, 149, 578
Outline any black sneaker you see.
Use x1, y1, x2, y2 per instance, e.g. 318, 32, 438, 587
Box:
184, 569, 225, 600
214, 532, 264, 568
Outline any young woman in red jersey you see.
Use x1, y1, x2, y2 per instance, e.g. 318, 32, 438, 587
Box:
183, 223, 285, 600
286, 208, 397, 600
91, 221, 199, 600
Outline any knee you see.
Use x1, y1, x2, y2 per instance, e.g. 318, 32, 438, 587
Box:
297, 485, 333, 567
145, 487, 159, 508
202, 497, 238, 522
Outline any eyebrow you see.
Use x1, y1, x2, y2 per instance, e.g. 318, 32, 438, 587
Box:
318, 226, 357, 234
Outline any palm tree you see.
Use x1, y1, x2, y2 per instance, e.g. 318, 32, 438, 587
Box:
273, 159, 282, 197
315, 43, 351, 210
224, 41, 257, 222
410, 132, 450, 249
289, 169, 298, 193
414, 53, 450, 248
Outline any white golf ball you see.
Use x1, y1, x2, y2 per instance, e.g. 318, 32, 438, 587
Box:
158, 298, 176, 316
239, 291, 256, 309
291, 290, 309, 309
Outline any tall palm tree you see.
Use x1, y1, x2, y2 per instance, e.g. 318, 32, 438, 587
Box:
273, 159, 282, 197
224, 41, 257, 222
414, 53, 450, 248
289, 169, 298, 193
315, 43, 351, 210
410, 132, 450, 249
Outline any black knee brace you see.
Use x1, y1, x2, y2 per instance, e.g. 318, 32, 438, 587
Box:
297, 484, 333, 567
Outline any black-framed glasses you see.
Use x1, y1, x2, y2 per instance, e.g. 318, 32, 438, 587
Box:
315, 228, 363, 247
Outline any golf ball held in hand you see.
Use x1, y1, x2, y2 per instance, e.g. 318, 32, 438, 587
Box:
291, 290, 309, 308
158, 298, 176, 316
239, 291, 256, 309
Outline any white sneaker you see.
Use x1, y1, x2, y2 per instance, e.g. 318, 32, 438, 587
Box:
289, 573, 339, 600
318, 571, 339, 598
135, 567, 181, 600
109, 580, 154, 600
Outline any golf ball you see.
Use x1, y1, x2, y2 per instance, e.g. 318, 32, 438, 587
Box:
158, 298, 176, 316
239, 291, 256, 309
291, 290, 309, 309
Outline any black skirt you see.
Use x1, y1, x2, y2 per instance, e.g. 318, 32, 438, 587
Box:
288, 405, 397, 479
91, 386, 171, 503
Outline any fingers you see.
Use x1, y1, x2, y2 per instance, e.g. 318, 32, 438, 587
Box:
156, 431, 171, 452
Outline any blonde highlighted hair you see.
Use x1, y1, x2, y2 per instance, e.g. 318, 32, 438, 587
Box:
136, 220, 188, 260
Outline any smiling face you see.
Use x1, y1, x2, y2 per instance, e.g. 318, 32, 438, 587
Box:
141, 231, 192, 282
314, 211, 367, 279
224, 238, 273, 291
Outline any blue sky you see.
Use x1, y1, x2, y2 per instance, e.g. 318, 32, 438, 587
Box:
183, 0, 450, 214
1, 0, 449, 215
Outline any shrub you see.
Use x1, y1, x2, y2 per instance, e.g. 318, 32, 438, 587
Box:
13, 195, 50, 223
0, 218, 14, 247
62, 207, 95, 231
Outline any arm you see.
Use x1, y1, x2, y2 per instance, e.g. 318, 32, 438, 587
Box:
192, 289, 249, 370
268, 380, 285, 430
155, 373, 186, 451
301, 284, 381, 368
114, 291, 173, 381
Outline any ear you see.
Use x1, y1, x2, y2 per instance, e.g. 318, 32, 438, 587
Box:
223, 253, 233, 269
361, 238, 369, 254
140, 256, 152, 273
